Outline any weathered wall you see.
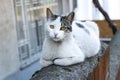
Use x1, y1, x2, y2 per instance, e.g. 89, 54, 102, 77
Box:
0, 0, 20, 79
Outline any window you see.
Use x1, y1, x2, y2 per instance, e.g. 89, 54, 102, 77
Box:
15, 0, 75, 69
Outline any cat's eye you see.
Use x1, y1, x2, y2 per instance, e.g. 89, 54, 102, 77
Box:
60, 26, 66, 31
50, 25, 54, 29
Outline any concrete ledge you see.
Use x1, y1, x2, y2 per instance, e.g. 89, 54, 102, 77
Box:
30, 42, 108, 80
110, 29, 120, 80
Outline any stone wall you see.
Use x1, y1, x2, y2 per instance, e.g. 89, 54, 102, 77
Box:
0, 0, 20, 79
30, 42, 108, 80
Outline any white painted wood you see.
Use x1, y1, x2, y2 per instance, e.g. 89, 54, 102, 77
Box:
69, 0, 73, 12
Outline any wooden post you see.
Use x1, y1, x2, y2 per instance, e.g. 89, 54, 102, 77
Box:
89, 47, 110, 80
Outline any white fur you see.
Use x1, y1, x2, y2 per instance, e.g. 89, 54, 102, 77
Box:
72, 21, 100, 57
40, 17, 100, 68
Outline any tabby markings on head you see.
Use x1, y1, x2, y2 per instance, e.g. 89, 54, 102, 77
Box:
60, 16, 72, 32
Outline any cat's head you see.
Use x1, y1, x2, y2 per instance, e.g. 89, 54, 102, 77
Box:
45, 8, 74, 42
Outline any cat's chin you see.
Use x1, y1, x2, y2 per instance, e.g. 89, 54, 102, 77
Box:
52, 38, 62, 42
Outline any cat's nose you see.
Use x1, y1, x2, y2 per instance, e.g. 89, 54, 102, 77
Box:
54, 33, 58, 38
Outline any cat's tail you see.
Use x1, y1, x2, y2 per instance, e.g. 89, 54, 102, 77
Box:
85, 21, 99, 37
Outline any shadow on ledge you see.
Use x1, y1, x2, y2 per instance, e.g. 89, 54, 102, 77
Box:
30, 42, 108, 80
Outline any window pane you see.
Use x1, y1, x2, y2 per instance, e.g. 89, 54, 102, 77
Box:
18, 44, 29, 61
16, 4, 25, 41
27, 9, 44, 54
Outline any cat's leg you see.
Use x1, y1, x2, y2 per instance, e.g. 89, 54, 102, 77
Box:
40, 58, 53, 68
53, 56, 85, 66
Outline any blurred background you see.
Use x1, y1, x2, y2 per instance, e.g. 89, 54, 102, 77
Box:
0, 0, 120, 80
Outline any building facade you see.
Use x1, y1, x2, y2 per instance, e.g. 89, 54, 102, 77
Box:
0, 0, 75, 80
0, 0, 20, 80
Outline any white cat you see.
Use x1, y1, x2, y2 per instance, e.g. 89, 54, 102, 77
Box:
40, 8, 101, 68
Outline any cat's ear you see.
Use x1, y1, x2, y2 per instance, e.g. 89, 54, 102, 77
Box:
66, 12, 75, 22
46, 8, 54, 20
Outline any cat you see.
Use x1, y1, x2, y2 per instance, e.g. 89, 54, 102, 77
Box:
40, 8, 101, 68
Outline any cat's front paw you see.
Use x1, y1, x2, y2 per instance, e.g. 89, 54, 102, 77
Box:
40, 59, 53, 68
53, 58, 68, 66
53, 57, 85, 66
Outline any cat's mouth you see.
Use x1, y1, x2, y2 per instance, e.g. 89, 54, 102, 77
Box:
52, 37, 62, 42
